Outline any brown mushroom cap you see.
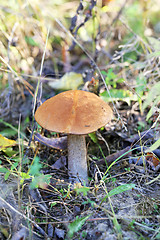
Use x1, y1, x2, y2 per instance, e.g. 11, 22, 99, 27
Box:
35, 90, 113, 135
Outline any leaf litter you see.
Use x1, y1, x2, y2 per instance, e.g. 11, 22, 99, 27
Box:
0, 0, 160, 239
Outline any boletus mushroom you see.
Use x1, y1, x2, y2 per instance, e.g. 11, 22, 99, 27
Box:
35, 90, 113, 184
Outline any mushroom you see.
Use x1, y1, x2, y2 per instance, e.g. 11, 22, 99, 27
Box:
35, 90, 113, 184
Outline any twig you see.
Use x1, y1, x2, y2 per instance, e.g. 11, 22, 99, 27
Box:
34, 133, 67, 150
0, 196, 48, 238
32, 26, 50, 116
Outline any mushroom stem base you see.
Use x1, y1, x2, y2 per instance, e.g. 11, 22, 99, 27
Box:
68, 134, 88, 184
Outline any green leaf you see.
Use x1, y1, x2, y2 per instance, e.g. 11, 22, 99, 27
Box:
50, 202, 58, 207
0, 128, 17, 138
88, 132, 98, 143
29, 157, 42, 176
101, 184, 135, 205
30, 174, 51, 189
82, 199, 96, 207
104, 69, 119, 88
143, 82, 160, 110
105, 68, 116, 81
30, 176, 40, 189
4, 171, 11, 180
146, 95, 160, 120
11, 161, 19, 171
0, 167, 9, 173
135, 74, 147, 97
25, 36, 39, 46
2, 148, 17, 157
142, 82, 160, 120
20, 172, 31, 179
101, 70, 108, 76
68, 215, 90, 238
20, 172, 31, 185
74, 186, 90, 196
100, 89, 135, 105
147, 51, 160, 58
116, 78, 124, 84
0, 119, 27, 140
145, 139, 160, 152
108, 183, 135, 197
147, 37, 160, 51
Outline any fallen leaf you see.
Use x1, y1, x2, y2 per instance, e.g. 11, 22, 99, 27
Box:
146, 152, 160, 168
0, 134, 17, 151
51, 156, 67, 169
54, 227, 65, 240
129, 152, 160, 171
48, 72, 83, 90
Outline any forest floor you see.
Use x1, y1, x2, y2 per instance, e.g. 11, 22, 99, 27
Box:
0, 0, 160, 239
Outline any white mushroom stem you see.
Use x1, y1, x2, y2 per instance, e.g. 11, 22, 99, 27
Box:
67, 134, 88, 184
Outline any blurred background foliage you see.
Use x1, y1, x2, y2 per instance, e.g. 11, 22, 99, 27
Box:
0, 0, 159, 124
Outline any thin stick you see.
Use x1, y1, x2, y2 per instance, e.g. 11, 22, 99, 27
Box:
0, 196, 48, 237
32, 26, 50, 116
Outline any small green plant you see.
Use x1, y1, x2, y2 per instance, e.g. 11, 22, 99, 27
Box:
100, 69, 134, 104
129, 220, 136, 229
0, 153, 51, 189
82, 230, 87, 238
74, 183, 90, 197
59, 185, 72, 199
142, 81, 160, 121
137, 121, 146, 131
142, 81, 160, 151
102, 69, 124, 88
29, 173, 51, 189
19, 156, 51, 189
82, 199, 96, 208
67, 215, 91, 238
